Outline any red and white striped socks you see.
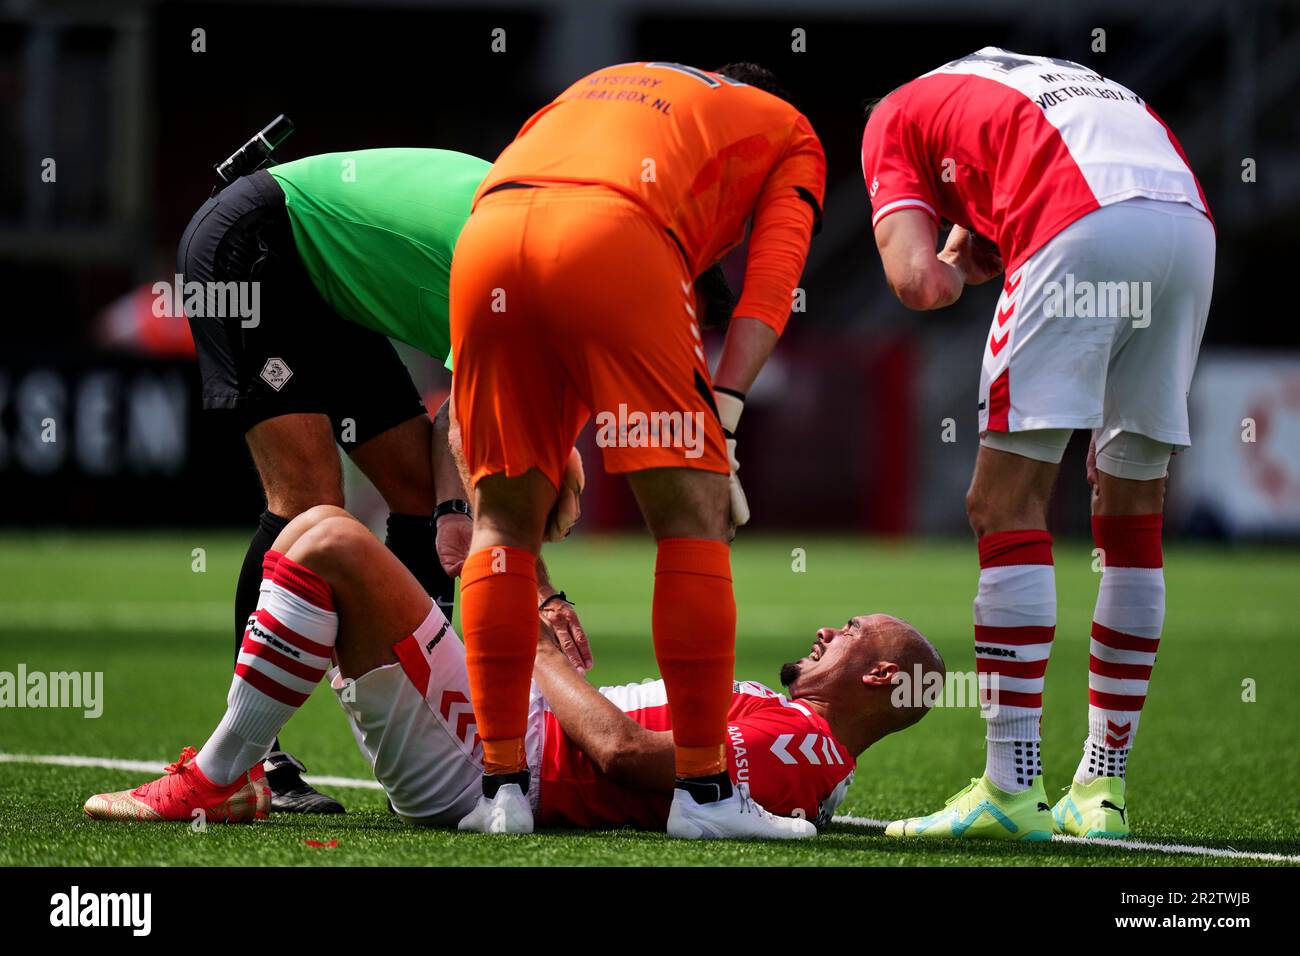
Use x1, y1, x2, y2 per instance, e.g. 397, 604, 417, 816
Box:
195, 550, 338, 786
974, 530, 1056, 793
1076, 514, 1164, 784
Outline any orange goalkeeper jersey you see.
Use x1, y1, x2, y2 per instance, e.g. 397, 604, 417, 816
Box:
476, 61, 826, 333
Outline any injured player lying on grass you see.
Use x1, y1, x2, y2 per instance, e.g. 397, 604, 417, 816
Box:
84, 506, 944, 838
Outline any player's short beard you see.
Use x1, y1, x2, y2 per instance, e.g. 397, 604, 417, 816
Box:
779, 661, 801, 689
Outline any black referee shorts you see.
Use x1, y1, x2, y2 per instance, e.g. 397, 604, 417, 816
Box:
176, 169, 425, 447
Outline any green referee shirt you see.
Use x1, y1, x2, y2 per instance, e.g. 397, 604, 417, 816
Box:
267, 147, 490, 368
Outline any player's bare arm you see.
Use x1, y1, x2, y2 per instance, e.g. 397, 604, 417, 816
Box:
711, 316, 778, 532
432, 397, 468, 504
939, 224, 1004, 286
713, 176, 821, 395
532, 629, 674, 793
709, 198, 818, 528
873, 208, 966, 310
432, 396, 473, 578
713, 316, 779, 396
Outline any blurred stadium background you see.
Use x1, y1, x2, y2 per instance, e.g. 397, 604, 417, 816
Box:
1, 0, 1297, 539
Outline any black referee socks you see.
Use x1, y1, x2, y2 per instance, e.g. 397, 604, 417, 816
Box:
234, 509, 291, 662
385, 512, 456, 619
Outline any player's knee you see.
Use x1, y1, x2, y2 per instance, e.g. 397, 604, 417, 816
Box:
296, 504, 352, 530
631, 468, 730, 541
1092, 433, 1170, 515
274, 505, 352, 555
1094, 433, 1172, 483
472, 470, 553, 551
1094, 474, 1167, 515
290, 514, 373, 577
648, 501, 730, 542
965, 486, 992, 536
966, 506, 994, 538
689, 501, 732, 542
965, 486, 1030, 537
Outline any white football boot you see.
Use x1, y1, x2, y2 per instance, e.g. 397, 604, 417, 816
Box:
457, 782, 534, 834
667, 783, 817, 840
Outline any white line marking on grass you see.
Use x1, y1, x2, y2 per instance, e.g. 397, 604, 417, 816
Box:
833, 814, 893, 828
3, 753, 1294, 861
0, 752, 383, 791
1048, 833, 1300, 863
297, 774, 381, 790
832, 814, 1300, 864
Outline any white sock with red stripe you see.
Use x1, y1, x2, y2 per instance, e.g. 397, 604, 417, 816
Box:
974, 530, 1056, 794
1076, 514, 1164, 785
195, 550, 338, 786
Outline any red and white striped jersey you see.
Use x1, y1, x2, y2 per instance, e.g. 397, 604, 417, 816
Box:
534, 679, 855, 830
861, 47, 1211, 272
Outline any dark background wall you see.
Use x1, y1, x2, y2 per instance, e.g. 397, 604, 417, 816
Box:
1, 0, 1296, 532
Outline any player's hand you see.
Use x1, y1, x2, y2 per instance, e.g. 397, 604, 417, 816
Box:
539, 594, 592, 673
939, 225, 1003, 286
544, 447, 585, 542
435, 512, 473, 578
713, 388, 751, 531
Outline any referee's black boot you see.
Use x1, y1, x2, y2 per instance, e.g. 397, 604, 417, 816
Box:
263, 751, 345, 814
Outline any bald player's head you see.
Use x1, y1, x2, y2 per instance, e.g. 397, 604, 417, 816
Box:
780, 613, 946, 735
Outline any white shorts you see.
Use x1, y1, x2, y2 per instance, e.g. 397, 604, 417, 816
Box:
978, 197, 1215, 454
328, 605, 546, 824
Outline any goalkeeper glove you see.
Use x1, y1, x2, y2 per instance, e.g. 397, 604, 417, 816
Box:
713, 387, 750, 529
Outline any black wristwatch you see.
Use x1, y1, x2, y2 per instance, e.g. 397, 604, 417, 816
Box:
434, 499, 471, 520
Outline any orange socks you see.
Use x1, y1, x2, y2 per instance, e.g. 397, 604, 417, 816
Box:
460, 545, 537, 774
652, 537, 736, 778
463, 538, 735, 779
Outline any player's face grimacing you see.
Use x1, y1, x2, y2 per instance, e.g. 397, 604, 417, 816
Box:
779, 613, 945, 735
780, 614, 875, 694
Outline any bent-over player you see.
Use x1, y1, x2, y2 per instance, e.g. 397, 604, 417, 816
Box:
450, 61, 826, 837
861, 48, 1213, 840
177, 147, 588, 811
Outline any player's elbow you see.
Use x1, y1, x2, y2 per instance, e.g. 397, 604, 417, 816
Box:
593, 735, 634, 780
890, 269, 955, 311
597, 732, 652, 786
598, 749, 634, 784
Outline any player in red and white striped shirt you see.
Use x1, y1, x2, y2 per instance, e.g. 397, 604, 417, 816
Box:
84, 506, 944, 834
862, 48, 1214, 840
529, 607, 942, 833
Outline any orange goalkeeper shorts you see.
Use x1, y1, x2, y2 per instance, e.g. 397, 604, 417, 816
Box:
449, 184, 729, 491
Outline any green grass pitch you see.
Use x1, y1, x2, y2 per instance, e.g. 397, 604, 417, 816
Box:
1, 531, 1297, 866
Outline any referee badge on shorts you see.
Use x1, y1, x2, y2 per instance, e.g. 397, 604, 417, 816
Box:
259, 357, 293, 392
